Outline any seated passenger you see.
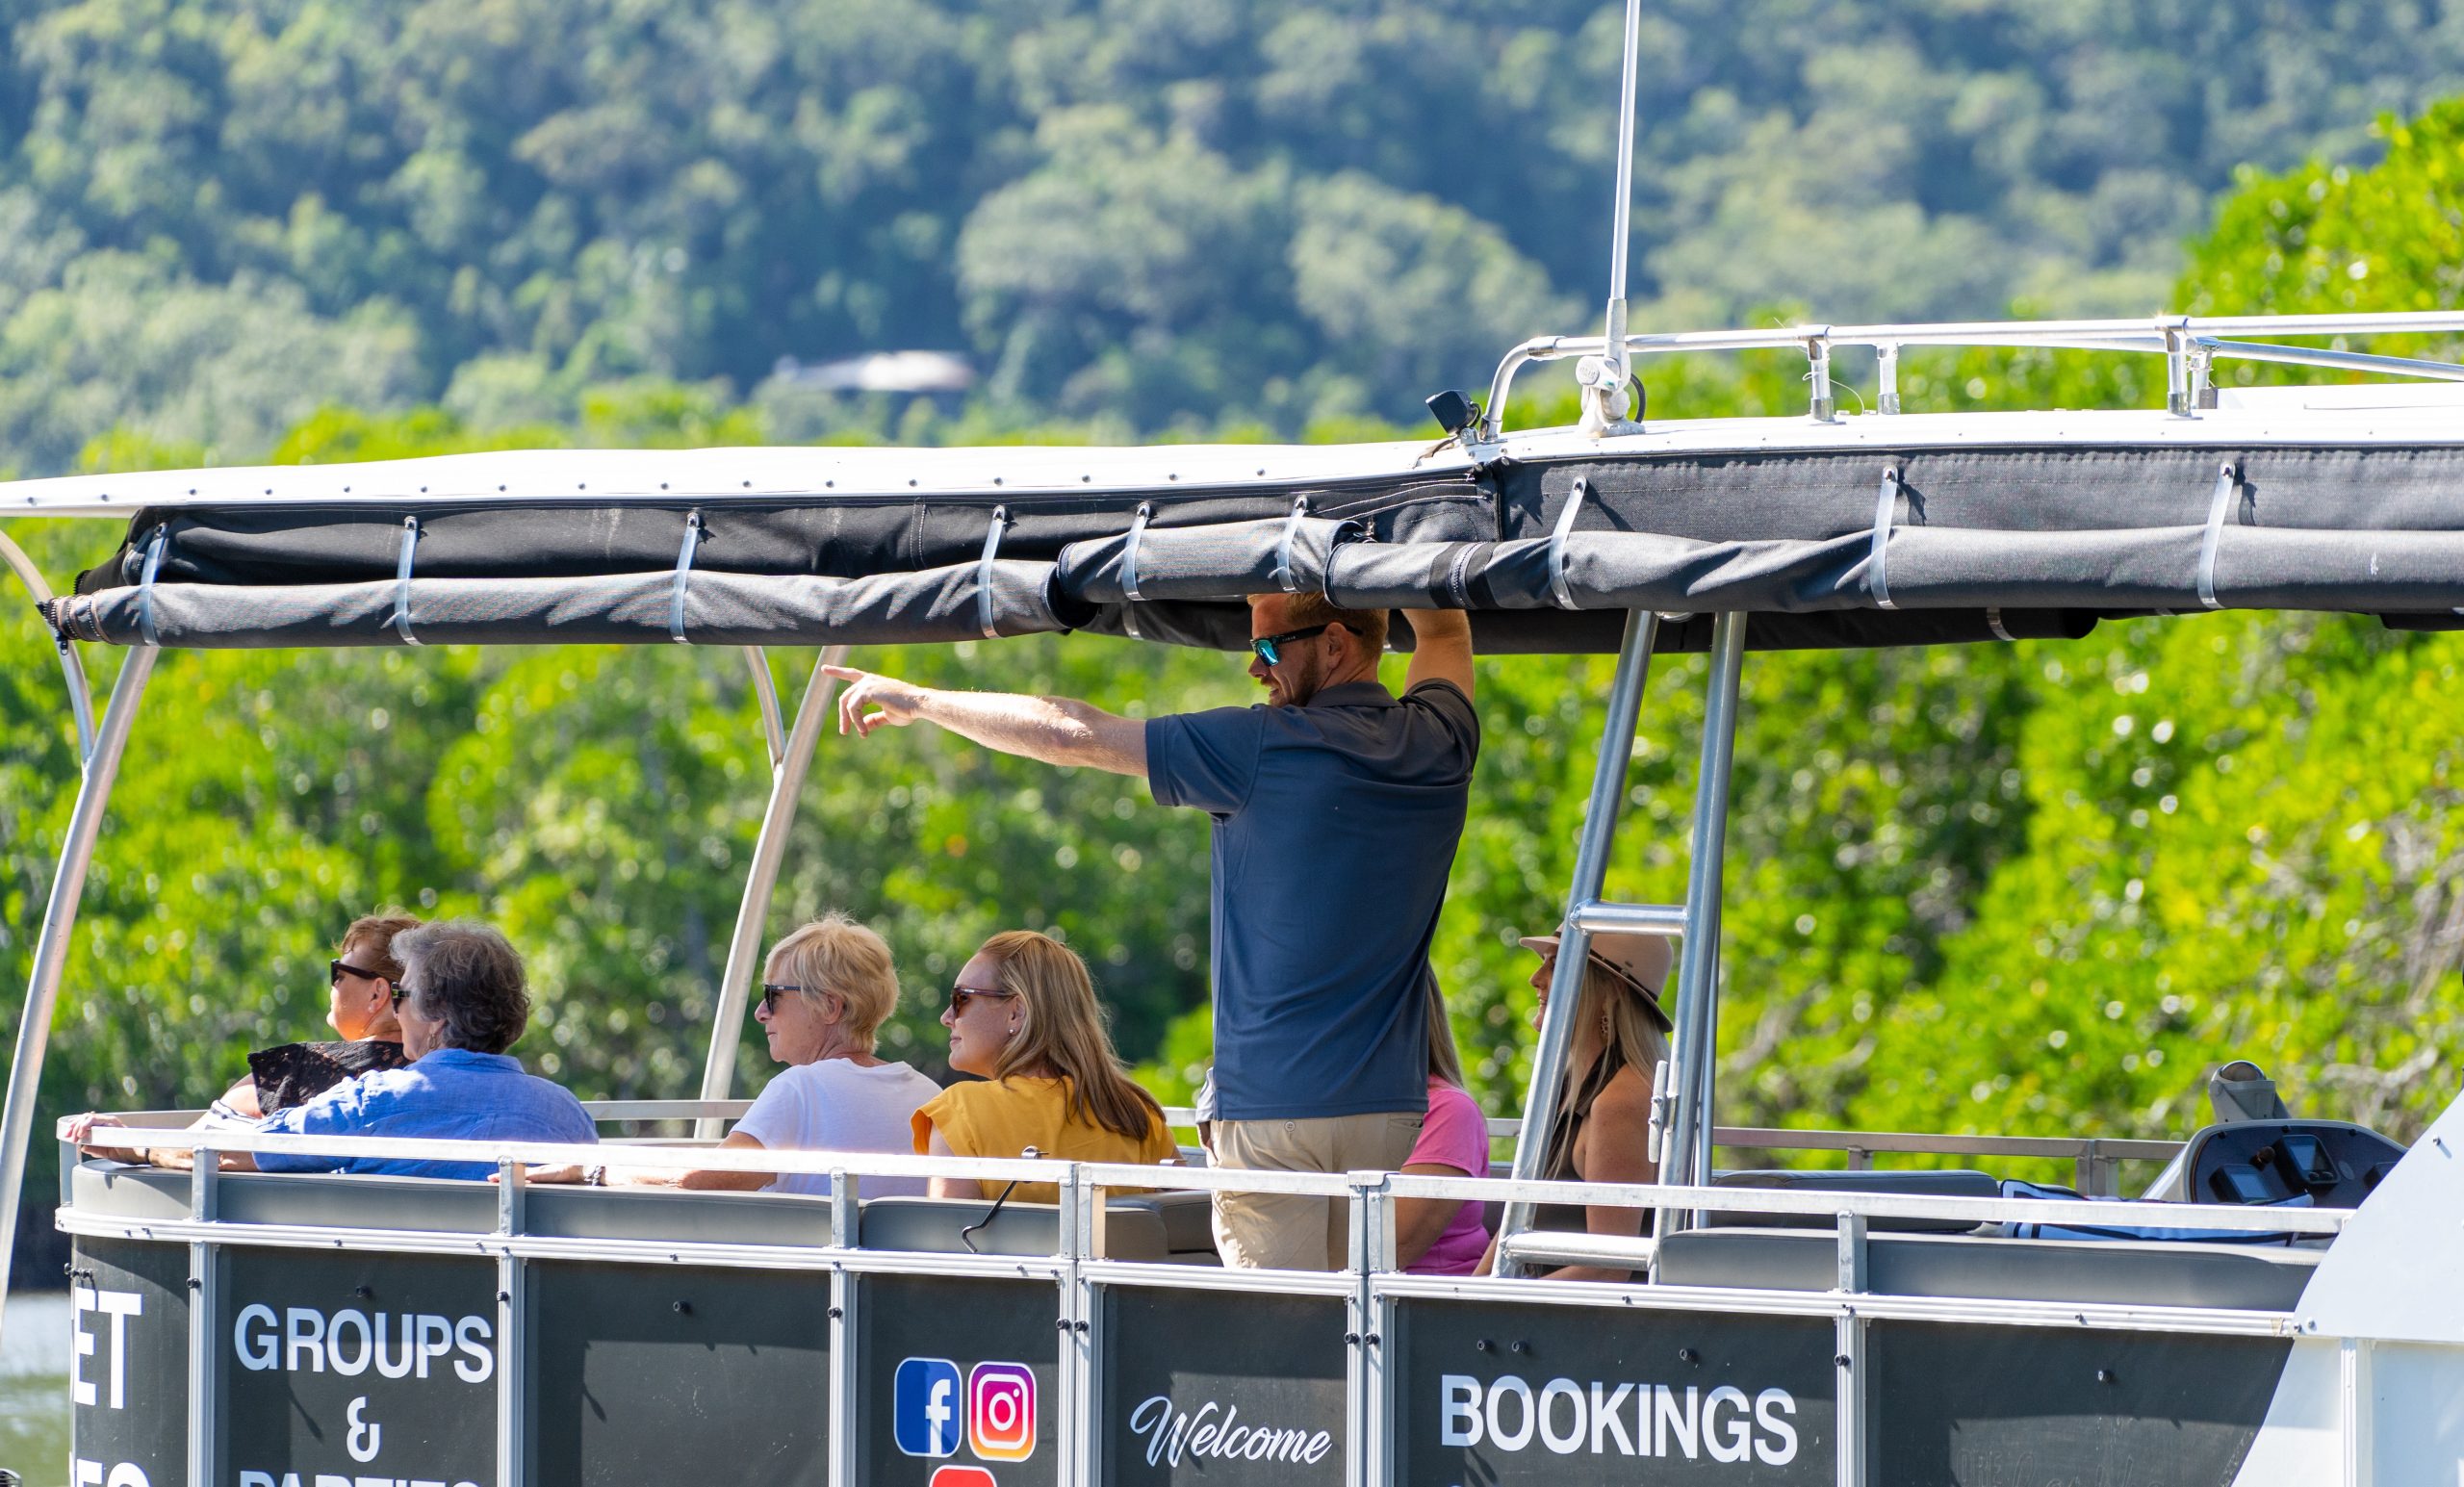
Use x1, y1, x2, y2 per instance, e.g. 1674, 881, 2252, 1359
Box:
912, 930, 1176, 1205
531, 914, 940, 1196
1393, 973, 1493, 1275
1479, 929, 1672, 1281
72, 920, 594, 1177
213, 912, 422, 1121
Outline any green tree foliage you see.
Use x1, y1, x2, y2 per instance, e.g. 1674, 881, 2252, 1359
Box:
10, 90, 2464, 1255
6, 1, 2464, 469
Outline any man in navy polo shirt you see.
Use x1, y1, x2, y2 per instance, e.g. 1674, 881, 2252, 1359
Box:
826, 595, 1476, 1269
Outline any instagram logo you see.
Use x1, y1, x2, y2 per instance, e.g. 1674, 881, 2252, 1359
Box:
966, 1361, 1037, 1461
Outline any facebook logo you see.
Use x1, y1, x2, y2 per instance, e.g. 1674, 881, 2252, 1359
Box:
894, 1356, 962, 1458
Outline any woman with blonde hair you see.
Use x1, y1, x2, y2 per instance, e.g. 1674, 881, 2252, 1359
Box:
531, 913, 940, 1196
914, 930, 1176, 1203
1478, 928, 1673, 1281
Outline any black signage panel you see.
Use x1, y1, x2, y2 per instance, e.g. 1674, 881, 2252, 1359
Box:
219, 1247, 499, 1487
69, 1237, 191, 1487
1099, 1286, 1346, 1486
1393, 1297, 1835, 1485
857, 1273, 1061, 1487
1869, 1320, 2292, 1487
527, 1260, 831, 1487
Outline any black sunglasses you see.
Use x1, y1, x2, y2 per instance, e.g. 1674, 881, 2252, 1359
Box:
390, 982, 416, 1008
1248, 623, 1335, 667
757, 983, 802, 1015
947, 985, 1019, 1017
331, 959, 387, 988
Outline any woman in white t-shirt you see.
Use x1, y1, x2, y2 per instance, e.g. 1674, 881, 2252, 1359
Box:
531, 914, 940, 1196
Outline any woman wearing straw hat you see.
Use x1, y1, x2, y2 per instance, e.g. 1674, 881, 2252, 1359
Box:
1479, 928, 1674, 1281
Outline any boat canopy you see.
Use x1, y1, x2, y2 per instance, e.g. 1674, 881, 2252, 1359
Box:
21, 399, 2464, 654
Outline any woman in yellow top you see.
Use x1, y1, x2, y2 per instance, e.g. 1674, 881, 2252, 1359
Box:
912, 929, 1177, 1203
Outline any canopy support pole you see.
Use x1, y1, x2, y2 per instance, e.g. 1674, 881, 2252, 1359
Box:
1495, 609, 1658, 1275
1578, 0, 1647, 436
743, 647, 786, 768
0, 528, 98, 762
695, 644, 850, 1138
1661, 612, 1748, 1221
0, 644, 158, 1341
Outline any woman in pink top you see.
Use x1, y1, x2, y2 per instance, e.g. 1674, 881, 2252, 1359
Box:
1395, 975, 1493, 1275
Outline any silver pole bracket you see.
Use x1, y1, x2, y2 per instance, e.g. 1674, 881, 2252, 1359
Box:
1868, 467, 1901, 611
1807, 332, 1836, 423
392, 515, 424, 647
2163, 316, 2195, 418
1118, 500, 1154, 640
976, 504, 1011, 640
669, 510, 705, 644
1547, 475, 1589, 610
2196, 462, 2241, 611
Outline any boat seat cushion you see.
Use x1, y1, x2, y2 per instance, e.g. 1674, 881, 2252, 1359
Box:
857, 1194, 1173, 1262
1657, 1227, 2320, 1312
1707, 1167, 2001, 1233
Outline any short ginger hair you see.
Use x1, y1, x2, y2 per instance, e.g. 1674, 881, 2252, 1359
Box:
1250, 591, 1389, 655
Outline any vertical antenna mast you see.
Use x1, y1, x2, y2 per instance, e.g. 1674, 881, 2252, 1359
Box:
1578, 0, 1648, 436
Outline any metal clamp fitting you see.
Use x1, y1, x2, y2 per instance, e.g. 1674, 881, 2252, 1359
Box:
976, 505, 1011, 640
1547, 476, 1588, 610
1271, 496, 1311, 593
1869, 466, 1901, 611
669, 510, 705, 644
1118, 500, 1154, 640
136, 525, 168, 649
2196, 462, 2239, 611
393, 515, 424, 647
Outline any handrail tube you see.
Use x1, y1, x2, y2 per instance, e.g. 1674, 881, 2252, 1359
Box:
57, 1122, 2349, 1233
2199, 338, 2464, 384
104, 1097, 2204, 1167
0, 645, 158, 1346
1568, 900, 1688, 936
1662, 613, 1747, 1211
1496, 609, 1659, 1273
695, 643, 850, 1137
0, 527, 99, 762
1484, 310, 2464, 433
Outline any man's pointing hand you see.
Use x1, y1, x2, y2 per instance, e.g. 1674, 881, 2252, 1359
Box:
825, 664, 928, 738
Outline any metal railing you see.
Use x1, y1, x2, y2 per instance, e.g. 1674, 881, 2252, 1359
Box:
56, 1119, 2340, 1267
56, 1116, 2358, 1487
1482, 311, 2464, 436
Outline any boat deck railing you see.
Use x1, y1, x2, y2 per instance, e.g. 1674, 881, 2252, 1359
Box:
1483, 310, 2464, 432
59, 1116, 2341, 1328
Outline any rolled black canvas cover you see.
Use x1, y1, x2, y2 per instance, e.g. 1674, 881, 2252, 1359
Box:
36, 436, 2464, 652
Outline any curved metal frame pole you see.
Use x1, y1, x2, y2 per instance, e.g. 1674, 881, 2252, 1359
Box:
694, 643, 850, 1137
1661, 613, 1748, 1222
0, 527, 99, 762
1495, 610, 1658, 1275
742, 646, 786, 768
0, 644, 158, 1337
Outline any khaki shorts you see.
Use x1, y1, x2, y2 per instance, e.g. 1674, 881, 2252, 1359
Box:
1211, 1110, 1424, 1271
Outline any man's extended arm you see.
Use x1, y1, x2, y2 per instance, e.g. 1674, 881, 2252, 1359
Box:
824, 665, 1148, 777
1402, 608, 1476, 700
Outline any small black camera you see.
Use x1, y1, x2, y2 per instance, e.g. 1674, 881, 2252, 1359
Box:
1424, 389, 1482, 437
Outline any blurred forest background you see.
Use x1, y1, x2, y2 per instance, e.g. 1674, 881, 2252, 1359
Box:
6, 1, 2464, 1264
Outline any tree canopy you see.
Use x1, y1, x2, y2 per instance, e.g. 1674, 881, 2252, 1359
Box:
4, 1, 2464, 471
6, 53, 2464, 1244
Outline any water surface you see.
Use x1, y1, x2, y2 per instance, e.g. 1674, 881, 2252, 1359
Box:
2, 1290, 69, 1487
